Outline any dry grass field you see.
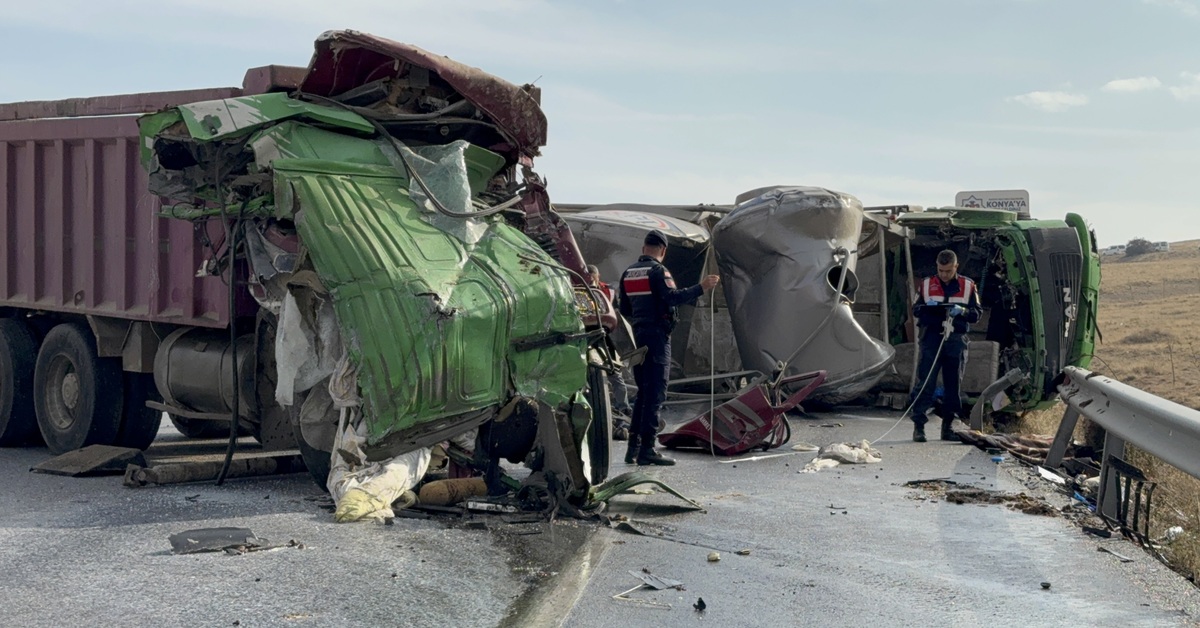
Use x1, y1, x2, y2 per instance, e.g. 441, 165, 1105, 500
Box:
1021, 238, 1200, 581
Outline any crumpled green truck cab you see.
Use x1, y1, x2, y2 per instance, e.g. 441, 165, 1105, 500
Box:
896, 207, 1100, 410
140, 92, 592, 463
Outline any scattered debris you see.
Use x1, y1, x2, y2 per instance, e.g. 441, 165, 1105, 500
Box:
819, 423, 843, 428
801, 459, 841, 473
1036, 466, 1067, 485
716, 452, 797, 464
790, 441, 819, 452
735, 549, 751, 556
907, 482, 1057, 516
1040, 582, 1051, 590
124, 454, 302, 487
465, 501, 519, 514
904, 478, 956, 487
801, 440, 881, 472
694, 597, 707, 612
1098, 546, 1134, 563
1083, 526, 1113, 539
612, 571, 678, 609
590, 471, 704, 511
609, 520, 729, 552
30, 445, 146, 477
707, 552, 721, 562
170, 528, 267, 554
418, 477, 487, 506
630, 570, 684, 591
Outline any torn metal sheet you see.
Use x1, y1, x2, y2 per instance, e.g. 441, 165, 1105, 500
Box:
275, 157, 586, 459
712, 187, 895, 404
30, 445, 147, 477
168, 527, 266, 554
629, 570, 684, 591
590, 471, 703, 511
300, 30, 548, 159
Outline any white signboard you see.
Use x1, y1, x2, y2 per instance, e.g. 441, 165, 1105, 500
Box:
955, 189, 1030, 217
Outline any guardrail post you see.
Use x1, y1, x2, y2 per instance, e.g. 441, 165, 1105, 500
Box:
1096, 432, 1126, 521
1044, 405, 1079, 469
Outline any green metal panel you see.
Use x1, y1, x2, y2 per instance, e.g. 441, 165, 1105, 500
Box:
177, 92, 374, 140
1065, 213, 1099, 369
994, 226, 1046, 409
274, 161, 586, 450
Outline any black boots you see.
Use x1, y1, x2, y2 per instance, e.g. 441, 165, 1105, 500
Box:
636, 446, 675, 466
624, 435, 641, 464
912, 423, 927, 442
940, 418, 961, 441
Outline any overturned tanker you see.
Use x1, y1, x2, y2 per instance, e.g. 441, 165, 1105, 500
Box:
712, 187, 895, 405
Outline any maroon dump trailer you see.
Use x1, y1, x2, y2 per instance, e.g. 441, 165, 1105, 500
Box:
0, 66, 306, 453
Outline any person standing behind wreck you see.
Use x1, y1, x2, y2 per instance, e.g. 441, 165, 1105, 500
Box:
618, 230, 720, 466
909, 250, 981, 442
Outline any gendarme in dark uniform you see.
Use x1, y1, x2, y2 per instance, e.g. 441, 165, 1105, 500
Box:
909, 249, 982, 442
618, 229, 719, 466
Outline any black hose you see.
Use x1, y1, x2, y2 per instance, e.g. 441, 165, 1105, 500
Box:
216, 198, 247, 486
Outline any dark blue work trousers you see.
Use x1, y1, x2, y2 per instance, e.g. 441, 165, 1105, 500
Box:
631, 324, 671, 442
910, 332, 968, 424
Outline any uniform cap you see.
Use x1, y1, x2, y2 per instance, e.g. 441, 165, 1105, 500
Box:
643, 229, 668, 247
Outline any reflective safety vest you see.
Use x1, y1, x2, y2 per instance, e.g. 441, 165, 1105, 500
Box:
920, 276, 975, 304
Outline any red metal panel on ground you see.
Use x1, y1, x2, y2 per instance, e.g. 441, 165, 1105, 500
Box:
0, 115, 228, 328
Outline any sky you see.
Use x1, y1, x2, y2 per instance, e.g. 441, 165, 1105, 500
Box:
1, 0, 1197, 247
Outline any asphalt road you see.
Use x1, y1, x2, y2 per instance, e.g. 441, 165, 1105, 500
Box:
1, 409, 1198, 627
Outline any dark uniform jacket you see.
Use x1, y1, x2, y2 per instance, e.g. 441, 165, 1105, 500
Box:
618, 256, 703, 330
912, 275, 982, 337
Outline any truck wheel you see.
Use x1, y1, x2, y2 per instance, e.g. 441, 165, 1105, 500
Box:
0, 319, 41, 446
586, 363, 612, 484
115, 373, 163, 450
289, 388, 333, 492
34, 323, 123, 454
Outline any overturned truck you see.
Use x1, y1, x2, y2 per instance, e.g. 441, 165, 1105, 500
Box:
562, 187, 1099, 415
0, 31, 617, 514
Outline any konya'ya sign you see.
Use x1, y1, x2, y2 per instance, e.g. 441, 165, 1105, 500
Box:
954, 189, 1030, 218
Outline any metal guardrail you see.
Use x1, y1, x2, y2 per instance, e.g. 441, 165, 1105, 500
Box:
1046, 366, 1200, 522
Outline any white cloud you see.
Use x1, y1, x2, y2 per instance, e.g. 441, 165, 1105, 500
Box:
1102, 76, 1162, 92
1142, 0, 1200, 17
1008, 91, 1089, 112
1169, 72, 1200, 101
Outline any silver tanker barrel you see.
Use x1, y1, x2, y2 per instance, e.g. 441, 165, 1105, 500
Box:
712, 187, 895, 405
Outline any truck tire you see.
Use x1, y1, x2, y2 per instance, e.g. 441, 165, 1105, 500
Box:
289, 388, 333, 492
585, 363, 611, 485
34, 323, 123, 454
0, 319, 41, 446
115, 373, 163, 450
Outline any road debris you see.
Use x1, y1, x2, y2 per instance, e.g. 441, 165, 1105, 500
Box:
124, 455, 303, 487
167, 527, 300, 555
611, 570, 680, 609
694, 597, 707, 612
1098, 546, 1134, 563
906, 481, 1058, 516
735, 549, 751, 556
30, 445, 146, 477
590, 471, 704, 511
801, 440, 881, 472
707, 551, 721, 562
717, 452, 798, 464
790, 441, 819, 452
1041, 582, 1052, 590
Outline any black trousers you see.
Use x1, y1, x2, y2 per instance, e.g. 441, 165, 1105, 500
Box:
910, 332, 968, 424
631, 325, 671, 442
